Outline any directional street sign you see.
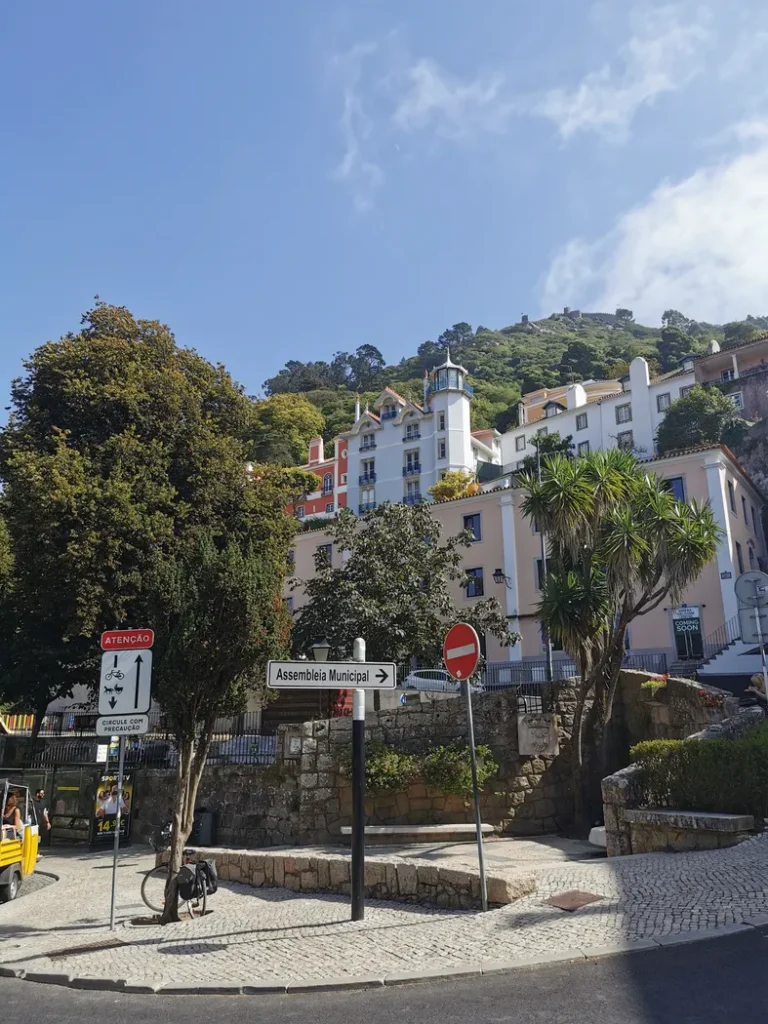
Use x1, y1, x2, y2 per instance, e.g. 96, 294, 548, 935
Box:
99, 650, 152, 715
267, 660, 396, 689
96, 714, 150, 737
443, 622, 481, 680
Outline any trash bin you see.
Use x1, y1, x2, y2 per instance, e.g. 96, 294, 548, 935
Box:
191, 807, 217, 847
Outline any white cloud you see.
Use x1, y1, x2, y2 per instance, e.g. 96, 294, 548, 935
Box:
392, 59, 510, 137
330, 43, 384, 212
532, 5, 710, 139
542, 131, 768, 322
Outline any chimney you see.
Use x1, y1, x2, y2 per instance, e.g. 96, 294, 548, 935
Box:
423, 370, 429, 407
354, 394, 361, 421
307, 436, 324, 466
522, 314, 529, 324
566, 383, 587, 410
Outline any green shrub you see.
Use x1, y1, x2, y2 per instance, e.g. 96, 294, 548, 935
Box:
340, 742, 418, 794
422, 742, 498, 796
631, 722, 768, 820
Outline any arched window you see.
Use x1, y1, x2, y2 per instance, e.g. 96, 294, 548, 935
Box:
322, 472, 333, 494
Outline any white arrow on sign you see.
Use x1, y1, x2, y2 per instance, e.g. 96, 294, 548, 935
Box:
99, 650, 152, 715
267, 660, 397, 690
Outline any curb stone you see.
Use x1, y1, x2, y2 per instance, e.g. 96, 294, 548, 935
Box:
1, 922, 763, 996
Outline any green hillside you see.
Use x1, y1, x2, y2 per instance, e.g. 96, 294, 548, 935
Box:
263, 310, 768, 441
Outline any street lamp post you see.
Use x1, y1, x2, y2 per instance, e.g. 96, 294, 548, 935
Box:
533, 440, 554, 684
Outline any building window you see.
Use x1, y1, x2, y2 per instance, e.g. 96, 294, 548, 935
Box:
360, 459, 375, 483
615, 403, 632, 425
535, 558, 545, 591
297, 506, 305, 519
466, 568, 484, 598
665, 477, 686, 503
749, 546, 757, 569
515, 434, 526, 451
752, 506, 759, 535
617, 430, 634, 451
731, 391, 744, 410
404, 424, 421, 441
656, 392, 671, 412
361, 433, 376, 450
438, 412, 446, 431
341, 473, 348, 483
537, 426, 548, 436
576, 412, 588, 431
721, 369, 735, 382
322, 472, 333, 494
736, 541, 744, 574
438, 440, 447, 459
728, 480, 736, 513
545, 404, 561, 419
680, 385, 694, 399
317, 543, 332, 564
464, 513, 481, 541
325, 502, 334, 514
742, 495, 749, 524
577, 441, 590, 457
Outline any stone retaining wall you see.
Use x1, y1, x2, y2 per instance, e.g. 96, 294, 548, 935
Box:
165, 846, 536, 910
602, 705, 765, 856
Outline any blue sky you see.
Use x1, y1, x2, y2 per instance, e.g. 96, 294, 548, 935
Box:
3, 1, 768, 405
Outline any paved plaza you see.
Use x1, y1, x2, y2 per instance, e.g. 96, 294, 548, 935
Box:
1, 834, 768, 992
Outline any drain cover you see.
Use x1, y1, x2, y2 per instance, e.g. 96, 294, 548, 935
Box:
546, 890, 603, 912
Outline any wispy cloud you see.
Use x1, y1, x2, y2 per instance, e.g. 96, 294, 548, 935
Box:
541, 126, 768, 323
330, 43, 384, 212
392, 60, 510, 138
533, 5, 710, 140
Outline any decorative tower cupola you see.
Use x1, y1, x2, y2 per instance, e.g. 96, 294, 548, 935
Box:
427, 349, 473, 401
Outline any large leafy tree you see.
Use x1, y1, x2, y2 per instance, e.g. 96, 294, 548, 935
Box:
291, 503, 518, 666
518, 431, 574, 474
250, 393, 325, 465
428, 471, 477, 502
656, 385, 744, 455
0, 302, 316, 909
521, 449, 720, 826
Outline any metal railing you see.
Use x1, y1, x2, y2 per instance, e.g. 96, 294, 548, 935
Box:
0, 712, 280, 770
402, 464, 421, 476
360, 441, 377, 451
403, 493, 423, 505
403, 432, 421, 442
358, 502, 377, 513
380, 408, 398, 420
359, 473, 376, 484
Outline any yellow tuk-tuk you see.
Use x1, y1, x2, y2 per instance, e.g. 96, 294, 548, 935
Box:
0, 781, 39, 901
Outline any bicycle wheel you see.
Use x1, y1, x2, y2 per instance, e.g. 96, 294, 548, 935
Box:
141, 864, 171, 914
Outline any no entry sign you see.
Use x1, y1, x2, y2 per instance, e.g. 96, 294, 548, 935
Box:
443, 622, 481, 680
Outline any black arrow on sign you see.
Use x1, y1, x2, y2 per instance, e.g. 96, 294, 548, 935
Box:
134, 654, 143, 709
113, 655, 118, 669
108, 697, 117, 709
376, 668, 388, 684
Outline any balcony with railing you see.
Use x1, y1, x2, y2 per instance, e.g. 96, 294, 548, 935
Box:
402, 464, 421, 476
359, 472, 376, 484
403, 493, 422, 505
427, 379, 474, 397
380, 407, 398, 420
360, 440, 377, 451
358, 501, 378, 514
403, 431, 421, 442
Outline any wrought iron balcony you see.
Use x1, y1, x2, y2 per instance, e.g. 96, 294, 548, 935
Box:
360, 440, 377, 451
358, 502, 378, 514
403, 493, 422, 506
403, 432, 421, 442
380, 407, 398, 420
359, 473, 376, 484
402, 464, 421, 476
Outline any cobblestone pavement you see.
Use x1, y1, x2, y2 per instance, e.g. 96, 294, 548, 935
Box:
2, 836, 768, 990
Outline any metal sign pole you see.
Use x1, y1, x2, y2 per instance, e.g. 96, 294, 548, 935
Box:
351, 637, 366, 922
109, 734, 126, 931
464, 677, 488, 912
752, 580, 768, 694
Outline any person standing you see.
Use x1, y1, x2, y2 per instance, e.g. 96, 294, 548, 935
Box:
34, 789, 51, 849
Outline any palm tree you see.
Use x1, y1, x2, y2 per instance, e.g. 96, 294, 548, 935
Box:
521, 449, 721, 828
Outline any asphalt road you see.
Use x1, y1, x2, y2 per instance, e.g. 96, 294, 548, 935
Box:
1, 928, 764, 1024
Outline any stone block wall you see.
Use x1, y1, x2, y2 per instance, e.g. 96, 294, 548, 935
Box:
297, 689, 578, 842
617, 670, 736, 746
602, 705, 765, 856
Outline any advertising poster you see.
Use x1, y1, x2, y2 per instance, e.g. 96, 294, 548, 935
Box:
90, 772, 133, 844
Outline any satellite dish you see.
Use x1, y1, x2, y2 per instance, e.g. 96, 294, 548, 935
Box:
735, 571, 768, 608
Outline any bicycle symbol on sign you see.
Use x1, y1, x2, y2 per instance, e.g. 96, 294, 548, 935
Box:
104, 669, 125, 681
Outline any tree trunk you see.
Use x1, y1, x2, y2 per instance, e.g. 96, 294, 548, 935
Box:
29, 696, 49, 751
159, 724, 214, 924
569, 681, 590, 835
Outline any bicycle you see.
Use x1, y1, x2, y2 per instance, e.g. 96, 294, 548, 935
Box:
141, 824, 208, 919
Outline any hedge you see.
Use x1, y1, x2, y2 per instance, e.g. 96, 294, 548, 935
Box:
630, 722, 768, 821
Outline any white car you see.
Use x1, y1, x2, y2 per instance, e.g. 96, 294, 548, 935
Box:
402, 669, 459, 692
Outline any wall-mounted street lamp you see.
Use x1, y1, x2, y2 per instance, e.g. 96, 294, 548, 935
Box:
310, 640, 331, 663
493, 568, 513, 588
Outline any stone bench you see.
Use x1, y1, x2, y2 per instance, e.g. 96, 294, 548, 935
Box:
621, 808, 754, 854
339, 823, 495, 845
164, 846, 534, 910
